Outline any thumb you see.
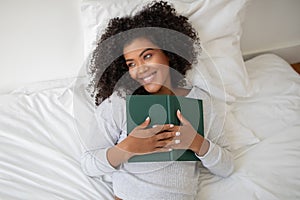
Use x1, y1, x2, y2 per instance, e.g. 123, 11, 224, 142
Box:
177, 110, 189, 125
138, 116, 151, 129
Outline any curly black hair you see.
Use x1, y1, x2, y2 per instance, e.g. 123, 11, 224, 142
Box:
88, 1, 200, 106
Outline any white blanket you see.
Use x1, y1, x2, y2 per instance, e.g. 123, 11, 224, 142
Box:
0, 54, 299, 199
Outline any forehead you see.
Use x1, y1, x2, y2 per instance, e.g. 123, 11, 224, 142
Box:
123, 37, 160, 55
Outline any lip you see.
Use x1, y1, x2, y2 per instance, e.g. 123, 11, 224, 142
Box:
139, 71, 157, 84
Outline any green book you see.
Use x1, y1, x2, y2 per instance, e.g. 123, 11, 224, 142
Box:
126, 95, 204, 162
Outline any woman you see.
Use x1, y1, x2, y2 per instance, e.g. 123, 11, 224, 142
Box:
81, 1, 233, 199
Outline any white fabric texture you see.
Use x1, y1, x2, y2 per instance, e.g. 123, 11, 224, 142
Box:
80, 0, 251, 100
0, 54, 299, 199
197, 54, 300, 200
0, 87, 113, 199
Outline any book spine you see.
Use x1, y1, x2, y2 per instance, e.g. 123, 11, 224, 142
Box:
168, 95, 180, 161
167, 95, 176, 125
167, 95, 172, 161
167, 95, 171, 124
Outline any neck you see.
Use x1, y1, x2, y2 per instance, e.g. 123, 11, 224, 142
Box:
155, 86, 174, 95
154, 86, 190, 96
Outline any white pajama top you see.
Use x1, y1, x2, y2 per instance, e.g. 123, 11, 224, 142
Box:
81, 86, 233, 200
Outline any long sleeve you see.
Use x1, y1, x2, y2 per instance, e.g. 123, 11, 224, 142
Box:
81, 147, 117, 176
196, 140, 234, 177
188, 87, 234, 177
80, 92, 127, 177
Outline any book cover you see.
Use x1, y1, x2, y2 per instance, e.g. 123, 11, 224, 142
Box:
126, 95, 204, 162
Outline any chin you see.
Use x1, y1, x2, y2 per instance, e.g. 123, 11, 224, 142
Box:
143, 84, 162, 94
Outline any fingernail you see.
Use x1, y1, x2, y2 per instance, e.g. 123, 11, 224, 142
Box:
177, 109, 181, 114
145, 116, 150, 121
168, 148, 173, 151
175, 139, 180, 144
152, 125, 158, 128
175, 132, 180, 136
169, 124, 174, 128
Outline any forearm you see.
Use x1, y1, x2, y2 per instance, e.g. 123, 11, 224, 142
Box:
107, 145, 134, 168
189, 134, 233, 177
81, 148, 118, 177
81, 144, 133, 176
198, 142, 234, 177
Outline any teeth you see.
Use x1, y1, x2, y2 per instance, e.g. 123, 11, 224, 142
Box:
143, 75, 153, 82
141, 72, 155, 83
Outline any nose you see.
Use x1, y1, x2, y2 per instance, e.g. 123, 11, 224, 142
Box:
137, 65, 148, 74
137, 61, 148, 74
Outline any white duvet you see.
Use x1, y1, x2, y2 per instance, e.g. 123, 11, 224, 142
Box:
0, 54, 299, 199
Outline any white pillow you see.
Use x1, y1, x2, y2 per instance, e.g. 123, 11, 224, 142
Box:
245, 54, 300, 97
232, 53, 300, 141
80, 0, 251, 100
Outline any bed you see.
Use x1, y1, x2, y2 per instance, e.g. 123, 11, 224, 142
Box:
1, 0, 300, 199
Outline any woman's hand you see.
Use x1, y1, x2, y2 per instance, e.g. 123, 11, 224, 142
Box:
167, 110, 209, 156
117, 117, 178, 156
107, 112, 209, 168
107, 117, 177, 168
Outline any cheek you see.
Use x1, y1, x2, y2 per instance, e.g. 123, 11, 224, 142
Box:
160, 66, 171, 78
128, 69, 136, 79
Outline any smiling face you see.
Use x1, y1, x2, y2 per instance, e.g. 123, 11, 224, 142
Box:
123, 37, 173, 95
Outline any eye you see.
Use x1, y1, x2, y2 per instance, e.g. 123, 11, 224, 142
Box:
127, 62, 136, 68
144, 53, 152, 60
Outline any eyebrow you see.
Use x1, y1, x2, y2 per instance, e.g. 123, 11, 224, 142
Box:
139, 48, 154, 57
125, 48, 154, 62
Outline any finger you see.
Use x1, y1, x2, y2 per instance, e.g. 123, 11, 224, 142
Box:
163, 138, 181, 149
156, 139, 173, 148
155, 147, 173, 153
137, 116, 151, 129
135, 124, 172, 139
152, 124, 175, 133
155, 131, 176, 141
177, 109, 190, 125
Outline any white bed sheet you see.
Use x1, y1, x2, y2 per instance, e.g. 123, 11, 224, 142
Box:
197, 54, 300, 200
0, 88, 112, 199
0, 54, 299, 199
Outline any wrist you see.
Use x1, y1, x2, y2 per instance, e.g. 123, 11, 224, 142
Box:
190, 134, 210, 157
107, 145, 134, 168
197, 139, 210, 157
190, 134, 203, 154
115, 143, 135, 160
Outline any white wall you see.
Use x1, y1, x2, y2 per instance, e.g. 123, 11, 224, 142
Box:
241, 0, 300, 63
0, 0, 84, 94
0, 0, 299, 94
